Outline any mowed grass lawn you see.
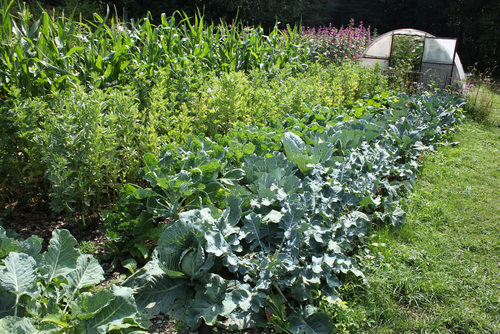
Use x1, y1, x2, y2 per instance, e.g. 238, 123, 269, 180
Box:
346, 91, 500, 333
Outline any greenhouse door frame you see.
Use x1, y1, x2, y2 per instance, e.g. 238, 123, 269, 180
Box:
419, 37, 458, 88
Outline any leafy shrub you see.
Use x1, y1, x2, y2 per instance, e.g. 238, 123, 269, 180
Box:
0, 95, 47, 204
301, 19, 371, 65
141, 61, 387, 144
4, 85, 161, 222
1, 58, 387, 224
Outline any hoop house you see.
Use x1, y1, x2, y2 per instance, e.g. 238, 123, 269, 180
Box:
358, 29, 465, 88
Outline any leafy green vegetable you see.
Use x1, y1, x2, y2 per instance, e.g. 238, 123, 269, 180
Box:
0, 230, 147, 332
40, 229, 80, 283
121, 260, 190, 318
0, 227, 42, 260
0, 316, 37, 334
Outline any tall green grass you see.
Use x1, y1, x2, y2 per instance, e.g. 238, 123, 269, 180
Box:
464, 80, 500, 123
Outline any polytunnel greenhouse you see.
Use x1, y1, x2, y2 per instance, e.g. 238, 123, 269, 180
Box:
358, 29, 466, 88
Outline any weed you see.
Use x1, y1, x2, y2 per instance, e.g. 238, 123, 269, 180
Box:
172, 320, 189, 332
77, 240, 98, 254
463, 67, 499, 122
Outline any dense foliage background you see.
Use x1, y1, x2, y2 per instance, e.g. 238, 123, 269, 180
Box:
31, 0, 499, 75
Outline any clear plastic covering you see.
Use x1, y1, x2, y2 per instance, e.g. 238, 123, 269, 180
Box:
364, 36, 392, 58
452, 55, 465, 85
422, 38, 456, 64
420, 63, 454, 86
358, 58, 389, 69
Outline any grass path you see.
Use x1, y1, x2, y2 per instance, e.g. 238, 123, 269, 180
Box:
345, 108, 500, 333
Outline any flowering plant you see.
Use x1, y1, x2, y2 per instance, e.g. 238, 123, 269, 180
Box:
301, 19, 371, 65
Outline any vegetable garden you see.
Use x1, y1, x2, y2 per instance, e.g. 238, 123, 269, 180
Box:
0, 1, 467, 332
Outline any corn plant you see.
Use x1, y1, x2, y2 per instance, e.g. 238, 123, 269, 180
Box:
0, 4, 308, 99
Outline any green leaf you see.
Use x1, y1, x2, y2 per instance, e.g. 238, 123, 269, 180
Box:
186, 274, 231, 329
311, 142, 334, 163
288, 312, 335, 334
180, 244, 205, 277
156, 211, 206, 276
291, 269, 320, 302
198, 159, 222, 177
34, 322, 59, 333
0, 293, 17, 317
155, 248, 187, 278
240, 213, 269, 251
41, 313, 69, 328
143, 153, 158, 167
280, 201, 307, 251
221, 308, 265, 331
390, 206, 406, 228
122, 260, 189, 318
25, 296, 60, 322
122, 258, 137, 274
282, 131, 305, 154
72, 289, 113, 321
220, 168, 245, 186
208, 209, 240, 249
0, 227, 42, 260
40, 229, 80, 283
162, 211, 209, 246
205, 230, 231, 257
64, 254, 105, 298
282, 131, 332, 174
0, 316, 36, 334
146, 195, 176, 218
0, 236, 15, 260
130, 187, 157, 200
0, 252, 37, 296
203, 181, 226, 203
83, 285, 138, 334
226, 196, 243, 227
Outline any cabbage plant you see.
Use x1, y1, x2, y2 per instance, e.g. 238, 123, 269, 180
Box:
0, 228, 148, 333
